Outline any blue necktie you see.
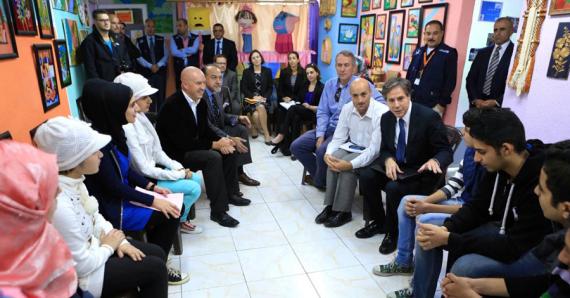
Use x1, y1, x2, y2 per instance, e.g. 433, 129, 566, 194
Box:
396, 119, 406, 164
216, 40, 222, 55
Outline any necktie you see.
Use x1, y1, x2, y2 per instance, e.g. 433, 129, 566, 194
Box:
149, 36, 156, 64
334, 87, 342, 102
216, 40, 222, 55
483, 45, 502, 95
396, 119, 406, 164
210, 93, 221, 125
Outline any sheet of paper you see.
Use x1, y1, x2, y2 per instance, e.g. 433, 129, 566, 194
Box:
131, 187, 184, 211
339, 142, 365, 154
279, 101, 300, 110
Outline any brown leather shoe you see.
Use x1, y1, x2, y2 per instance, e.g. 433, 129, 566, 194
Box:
239, 173, 260, 186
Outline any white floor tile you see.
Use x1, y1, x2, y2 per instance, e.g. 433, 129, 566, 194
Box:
180, 252, 245, 291
309, 266, 384, 298
258, 185, 305, 203
267, 200, 318, 223
227, 203, 276, 224
238, 245, 304, 282
181, 227, 235, 257
248, 275, 319, 298
183, 283, 250, 298
291, 238, 360, 273
279, 219, 338, 244
340, 236, 393, 266
231, 220, 288, 250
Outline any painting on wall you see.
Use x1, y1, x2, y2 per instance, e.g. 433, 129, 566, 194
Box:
8, 0, 37, 35
362, 0, 370, 12
63, 18, 80, 66
78, 0, 89, 26
372, 42, 384, 67
384, 0, 397, 11
375, 14, 386, 40
407, 8, 420, 38
401, 0, 414, 8
372, 0, 382, 10
33, 44, 60, 112
549, 0, 570, 16
358, 14, 376, 67
419, 3, 448, 47
386, 10, 405, 64
338, 23, 358, 44
403, 43, 416, 70
341, 0, 358, 18
53, 39, 72, 87
0, 0, 18, 59
547, 22, 570, 80
34, 0, 54, 39
479, 1, 503, 22
78, 28, 88, 43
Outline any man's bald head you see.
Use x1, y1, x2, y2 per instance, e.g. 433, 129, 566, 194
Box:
181, 67, 206, 101
350, 78, 372, 116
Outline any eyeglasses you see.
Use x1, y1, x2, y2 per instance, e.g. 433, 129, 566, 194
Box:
334, 87, 342, 102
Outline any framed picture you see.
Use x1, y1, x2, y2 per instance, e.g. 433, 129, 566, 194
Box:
372, 42, 385, 67
407, 8, 420, 38
362, 0, 370, 12
338, 23, 358, 44
34, 0, 54, 39
32, 44, 60, 112
0, 130, 12, 140
419, 3, 448, 47
418, 0, 432, 3
384, 0, 397, 11
479, 1, 503, 22
78, 0, 90, 27
63, 18, 80, 66
549, 0, 570, 16
547, 22, 570, 79
78, 28, 88, 43
386, 10, 405, 64
52, 0, 67, 11
358, 14, 376, 67
0, 0, 18, 59
401, 0, 414, 8
341, 0, 358, 18
8, 0, 37, 35
403, 43, 416, 70
53, 39, 72, 88
372, 0, 382, 10
375, 14, 387, 40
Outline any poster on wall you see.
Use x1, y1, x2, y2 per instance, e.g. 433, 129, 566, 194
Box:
401, 0, 414, 8
419, 3, 448, 47
547, 22, 570, 80
34, 0, 54, 39
403, 43, 416, 70
8, 0, 37, 35
372, 0, 382, 10
358, 14, 376, 67
33, 44, 60, 113
550, 0, 570, 16
53, 39, 72, 87
63, 18, 80, 66
375, 14, 386, 39
341, 0, 358, 18
407, 8, 420, 38
384, 0, 397, 11
0, 0, 18, 59
338, 23, 358, 44
386, 10, 405, 64
372, 42, 384, 67
479, 1, 503, 22
362, 0, 371, 12
78, 0, 90, 27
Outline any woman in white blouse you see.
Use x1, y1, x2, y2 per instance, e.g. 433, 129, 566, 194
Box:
115, 72, 203, 234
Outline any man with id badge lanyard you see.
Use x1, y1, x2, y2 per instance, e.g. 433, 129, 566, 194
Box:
405, 20, 458, 117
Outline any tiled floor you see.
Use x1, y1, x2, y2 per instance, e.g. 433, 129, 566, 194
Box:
168, 137, 412, 298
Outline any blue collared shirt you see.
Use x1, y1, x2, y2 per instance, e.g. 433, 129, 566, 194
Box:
170, 34, 200, 66
315, 76, 385, 138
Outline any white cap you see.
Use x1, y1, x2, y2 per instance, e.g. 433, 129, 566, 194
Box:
114, 72, 158, 99
34, 116, 111, 171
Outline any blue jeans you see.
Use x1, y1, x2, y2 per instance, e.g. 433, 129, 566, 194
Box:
451, 251, 546, 278
290, 129, 333, 188
157, 174, 202, 222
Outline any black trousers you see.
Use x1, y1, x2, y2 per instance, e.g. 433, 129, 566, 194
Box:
277, 105, 315, 154
101, 240, 167, 298
145, 204, 184, 255
358, 164, 435, 236
182, 149, 238, 214
225, 124, 252, 167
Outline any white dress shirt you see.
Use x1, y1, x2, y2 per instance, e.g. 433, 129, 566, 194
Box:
326, 99, 389, 169
182, 90, 199, 123
394, 103, 412, 148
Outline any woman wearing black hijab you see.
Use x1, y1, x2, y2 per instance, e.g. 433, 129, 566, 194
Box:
81, 79, 189, 285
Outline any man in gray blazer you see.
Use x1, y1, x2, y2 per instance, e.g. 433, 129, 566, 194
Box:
203, 64, 260, 186
215, 54, 241, 115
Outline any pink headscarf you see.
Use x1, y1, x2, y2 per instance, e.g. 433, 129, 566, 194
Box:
0, 141, 77, 298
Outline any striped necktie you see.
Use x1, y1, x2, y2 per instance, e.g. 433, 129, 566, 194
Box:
483, 45, 502, 95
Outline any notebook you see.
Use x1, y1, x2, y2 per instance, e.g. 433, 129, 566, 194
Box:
131, 187, 184, 211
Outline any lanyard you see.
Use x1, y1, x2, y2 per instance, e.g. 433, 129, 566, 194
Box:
420, 49, 436, 77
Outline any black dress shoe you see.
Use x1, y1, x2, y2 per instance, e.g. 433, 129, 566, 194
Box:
271, 145, 279, 154
239, 173, 261, 186
315, 205, 334, 224
355, 221, 384, 238
237, 191, 243, 197
324, 212, 352, 228
210, 212, 239, 227
229, 195, 251, 206
379, 233, 397, 254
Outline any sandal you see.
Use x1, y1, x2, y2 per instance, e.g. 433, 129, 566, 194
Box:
180, 221, 203, 234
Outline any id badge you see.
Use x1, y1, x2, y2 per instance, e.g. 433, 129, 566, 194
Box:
414, 78, 421, 85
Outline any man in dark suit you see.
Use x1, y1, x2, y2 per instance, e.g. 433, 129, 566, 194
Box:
203, 64, 260, 187
110, 14, 140, 72
405, 20, 458, 116
466, 17, 515, 108
170, 19, 200, 90
136, 18, 169, 112
156, 67, 251, 228
215, 54, 241, 115
203, 24, 238, 72
80, 9, 132, 81
356, 78, 452, 254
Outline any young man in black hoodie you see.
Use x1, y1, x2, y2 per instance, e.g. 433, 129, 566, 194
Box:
415, 108, 552, 296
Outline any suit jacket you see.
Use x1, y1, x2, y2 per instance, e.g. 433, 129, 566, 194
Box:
377, 103, 452, 176
156, 91, 221, 162
466, 42, 514, 107
203, 38, 238, 71
277, 67, 307, 102
80, 30, 132, 81
405, 43, 458, 108
222, 69, 240, 111
297, 81, 325, 107
136, 34, 167, 76
203, 89, 238, 138
240, 66, 274, 100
